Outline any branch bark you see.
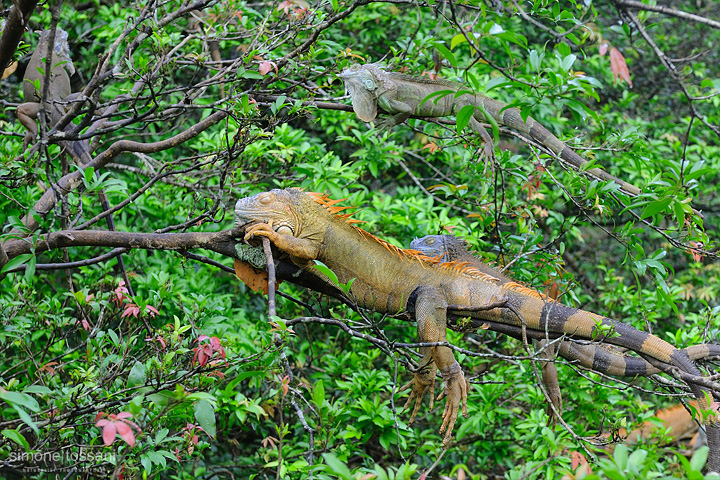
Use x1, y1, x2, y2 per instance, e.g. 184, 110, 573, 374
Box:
0, 0, 39, 72
12, 109, 229, 235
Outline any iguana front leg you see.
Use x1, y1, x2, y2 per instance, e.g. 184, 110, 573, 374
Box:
404, 285, 469, 446
244, 222, 320, 261
377, 96, 414, 129
468, 113, 495, 162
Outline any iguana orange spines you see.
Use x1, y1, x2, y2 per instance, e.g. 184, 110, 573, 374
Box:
307, 192, 364, 223
235, 189, 720, 466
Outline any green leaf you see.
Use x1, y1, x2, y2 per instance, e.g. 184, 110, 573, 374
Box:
24, 255, 36, 282
330, 0, 338, 12
2, 429, 30, 451
23, 386, 52, 395
689, 445, 708, 472
529, 50, 541, 71
639, 198, 672, 219
313, 379, 325, 408
0, 391, 40, 411
127, 361, 147, 388
673, 200, 686, 228
456, 104, 475, 134
1, 254, 33, 274
322, 453, 352, 480
433, 42, 457, 68
476, 103, 499, 143
149, 390, 175, 407
237, 67, 263, 79
313, 260, 340, 286
13, 405, 39, 434
194, 399, 216, 438
450, 34, 468, 50
340, 277, 355, 294
613, 444, 628, 470
560, 54, 577, 72
141, 453, 153, 474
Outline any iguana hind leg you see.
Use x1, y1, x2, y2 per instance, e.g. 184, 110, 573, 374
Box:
467, 116, 495, 163
17, 102, 43, 150
404, 285, 469, 446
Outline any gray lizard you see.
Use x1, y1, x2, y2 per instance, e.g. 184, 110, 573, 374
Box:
339, 64, 641, 197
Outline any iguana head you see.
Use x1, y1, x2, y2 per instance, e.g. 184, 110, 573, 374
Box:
235, 188, 302, 235
37, 29, 76, 76
338, 64, 388, 122
411, 234, 474, 260
410, 235, 452, 259
235, 188, 329, 243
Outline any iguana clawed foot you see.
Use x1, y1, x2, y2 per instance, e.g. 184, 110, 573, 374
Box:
402, 361, 468, 446
244, 221, 281, 244
436, 362, 469, 446
242, 218, 320, 261
401, 362, 437, 424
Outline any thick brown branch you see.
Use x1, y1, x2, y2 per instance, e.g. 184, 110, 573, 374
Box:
0, 0, 38, 71
14, 110, 229, 235
614, 0, 720, 30
4, 229, 241, 258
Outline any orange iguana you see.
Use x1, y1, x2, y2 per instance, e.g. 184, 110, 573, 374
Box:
339, 64, 641, 197
410, 234, 720, 377
234, 188, 718, 468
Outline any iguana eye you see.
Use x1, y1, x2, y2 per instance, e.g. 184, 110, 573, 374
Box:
364, 79, 375, 89
277, 226, 293, 236
258, 193, 273, 205
426, 238, 436, 245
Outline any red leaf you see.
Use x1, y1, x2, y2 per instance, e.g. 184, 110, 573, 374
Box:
122, 304, 140, 319
277, 0, 293, 13
259, 61, 277, 76
116, 421, 136, 447
116, 412, 133, 420
423, 142, 440, 154
96, 419, 110, 427
609, 47, 632, 87
102, 423, 117, 446
599, 42, 609, 57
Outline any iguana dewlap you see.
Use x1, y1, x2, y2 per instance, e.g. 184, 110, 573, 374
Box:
339, 64, 641, 197
234, 188, 719, 466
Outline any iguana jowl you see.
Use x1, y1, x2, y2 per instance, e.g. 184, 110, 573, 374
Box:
339, 64, 641, 197
235, 188, 718, 467
411, 234, 720, 377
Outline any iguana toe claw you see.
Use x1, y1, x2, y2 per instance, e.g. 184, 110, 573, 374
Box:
244, 221, 276, 242
436, 362, 468, 442
401, 363, 437, 424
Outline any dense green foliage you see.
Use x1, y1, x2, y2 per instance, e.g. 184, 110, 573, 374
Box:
1, 0, 720, 478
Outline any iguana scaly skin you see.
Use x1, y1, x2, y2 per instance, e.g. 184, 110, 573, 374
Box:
16, 29, 133, 292
410, 234, 565, 417
411, 235, 720, 377
235, 188, 718, 465
339, 64, 641, 197
17, 29, 87, 158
